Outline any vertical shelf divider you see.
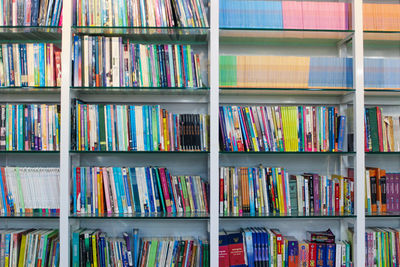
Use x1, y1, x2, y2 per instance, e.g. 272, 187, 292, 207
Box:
209, 0, 220, 264
60, 0, 73, 266
353, 0, 366, 265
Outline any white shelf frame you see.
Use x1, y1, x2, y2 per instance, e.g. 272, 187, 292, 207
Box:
55, 0, 370, 266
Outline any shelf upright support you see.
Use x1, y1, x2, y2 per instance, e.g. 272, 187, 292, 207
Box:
353, 0, 365, 265
209, 0, 220, 264
60, 0, 73, 265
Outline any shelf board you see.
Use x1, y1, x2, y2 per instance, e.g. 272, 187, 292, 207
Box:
220, 88, 354, 96
0, 150, 59, 154
0, 213, 59, 219
70, 150, 209, 154
366, 212, 400, 218
366, 151, 400, 154
220, 212, 355, 219
70, 213, 209, 220
0, 26, 61, 42
365, 89, 400, 96
220, 28, 353, 46
0, 86, 61, 93
71, 86, 210, 96
71, 26, 209, 43
220, 151, 354, 155
364, 30, 400, 47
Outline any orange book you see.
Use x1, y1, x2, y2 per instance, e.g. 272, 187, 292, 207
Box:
368, 169, 378, 213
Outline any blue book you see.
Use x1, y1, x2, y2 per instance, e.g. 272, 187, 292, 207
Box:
338, 116, 346, 152
72, 230, 80, 267
39, 43, 45, 86
129, 168, 141, 213
106, 105, 112, 150
243, 229, 254, 267
145, 168, 155, 213
151, 168, 161, 213
316, 243, 327, 267
7, 45, 15, 86
117, 167, 128, 213
189, 176, 198, 212
113, 168, 123, 213
31, 0, 40, 26
142, 106, 148, 150
132, 229, 139, 267
129, 106, 136, 151
248, 170, 255, 215
148, 107, 153, 151
122, 168, 132, 213
18, 105, 23, 150
165, 170, 177, 213
73, 168, 77, 214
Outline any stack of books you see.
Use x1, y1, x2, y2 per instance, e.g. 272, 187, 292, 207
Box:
220, 0, 350, 30
365, 58, 400, 89
0, 44, 62, 87
72, 166, 209, 215
73, 0, 209, 27
72, 229, 209, 266
365, 228, 400, 266
364, 3, 400, 31
72, 100, 209, 152
219, 228, 352, 266
0, 229, 59, 266
220, 55, 353, 89
0, 0, 63, 26
365, 107, 400, 152
0, 104, 61, 151
364, 167, 400, 214
220, 166, 354, 216
0, 167, 60, 215
72, 36, 204, 88
219, 105, 346, 152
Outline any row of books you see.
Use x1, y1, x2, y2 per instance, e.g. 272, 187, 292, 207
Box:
72, 166, 209, 215
71, 100, 209, 152
219, 228, 352, 267
364, 4, 400, 31
220, 1, 350, 30
0, 167, 59, 215
220, 55, 353, 89
0, 0, 62, 26
0, 104, 61, 151
365, 107, 400, 152
220, 167, 354, 216
73, 0, 208, 27
365, 168, 400, 214
72, 228, 209, 267
72, 36, 204, 88
365, 58, 400, 89
365, 228, 400, 267
219, 106, 346, 152
0, 43, 62, 88
0, 229, 59, 267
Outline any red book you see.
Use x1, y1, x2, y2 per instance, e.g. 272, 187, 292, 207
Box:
76, 167, 81, 213
202, 181, 209, 213
220, 170, 224, 214
376, 107, 384, 152
334, 182, 340, 213
159, 168, 172, 213
227, 232, 246, 266
307, 242, 317, 267
219, 232, 230, 267
1, 168, 10, 214
271, 229, 284, 266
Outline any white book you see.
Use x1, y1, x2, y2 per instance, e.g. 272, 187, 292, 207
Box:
83, 36, 89, 87
108, 167, 118, 214
134, 168, 144, 213
13, 44, 21, 87
165, 240, 175, 267
140, 168, 149, 213
335, 242, 342, 267
296, 175, 303, 214
48, 43, 54, 86
135, 106, 144, 151
26, 44, 34, 86
304, 176, 309, 215
111, 37, 120, 87
139, 44, 149, 87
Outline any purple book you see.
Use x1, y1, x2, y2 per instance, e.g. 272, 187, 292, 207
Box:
313, 174, 320, 213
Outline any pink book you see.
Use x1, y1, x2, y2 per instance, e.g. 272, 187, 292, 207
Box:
76, 167, 81, 213
282, 1, 303, 29
259, 107, 271, 151
110, 105, 116, 151
302, 2, 317, 30
108, 167, 119, 213
58, 7, 63, 26
159, 168, 172, 213
168, 113, 174, 151
396, 174, 400, 212
102, 167, 112, 214
25, 0, 32, 26
164, 45, 172, 87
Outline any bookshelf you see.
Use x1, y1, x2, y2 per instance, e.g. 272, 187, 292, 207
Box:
2, 0, 400, 265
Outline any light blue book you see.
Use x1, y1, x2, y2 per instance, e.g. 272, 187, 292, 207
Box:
243, 228, 254, 267
113, 167, 123, 213
248, 169, 255, 215
117, 167, 127, 213
39, 43, 45, 86
106, 105, 112, 151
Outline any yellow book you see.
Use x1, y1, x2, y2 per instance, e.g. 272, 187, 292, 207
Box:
92, 233, 98, 267
245, 107, 259, 152
18, 233, 27, 267
185, 176, 195, 211
275, 169, 282, 213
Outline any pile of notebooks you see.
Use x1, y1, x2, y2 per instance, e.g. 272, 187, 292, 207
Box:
0, 167, 60, 215
220, 0, 350, 30
0, 0, 63, 26
365, 107, 400, 152
220, 55, 353, 89
0, 104, 61, 151
0, 229, 60, 267
365, 58, 400, 89
219, 105, 346, 152
72, 167, 209, 215
220, 167, 354, 216
72, 100, 209, 152
366, 228, 400, 267
364, 3, 400, 31
74, 0, 208, 27
72, 36, 204, 88
219, 228, 352, 267
364, 167, 400, 214
0, 44, 62, 87
72, 228, 210, 266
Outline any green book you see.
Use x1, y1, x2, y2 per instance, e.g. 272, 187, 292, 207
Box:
187, 45, 193, 88
98, 105, 106, 151
219, 55, 237, 87
180, 176, 191, 213
288, 178, 298, 214
147, 240, 158, 266
367, 107, 380, 152
154, 170, 166, 213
